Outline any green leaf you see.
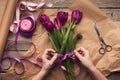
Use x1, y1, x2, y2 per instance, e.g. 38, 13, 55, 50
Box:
48, 32, 60, 52
48, 33, 58, 51
61, 27, 67, 38
68, 30, 74, 51
71, 34, 82, 49
56, 29, 62, 47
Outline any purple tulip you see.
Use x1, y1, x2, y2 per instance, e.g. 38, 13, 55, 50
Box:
71, 10, 83, 24
54, 18, 62, 29
57, 11, 68, 25
44, 21, 55, 32
39, 14, 50, 25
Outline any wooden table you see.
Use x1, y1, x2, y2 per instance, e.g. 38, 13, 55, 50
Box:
2, 0, 120, 80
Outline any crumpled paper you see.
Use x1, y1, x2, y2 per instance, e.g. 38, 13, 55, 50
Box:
1, 0, 120, 80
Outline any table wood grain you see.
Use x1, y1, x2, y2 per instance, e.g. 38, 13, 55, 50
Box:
2, 0, 120, 80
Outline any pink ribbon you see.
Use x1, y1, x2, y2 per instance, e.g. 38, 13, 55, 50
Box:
10, 0, 53, 34
52, 52, 81, 76
0, 0, 53, 75
0, 41, 42, 75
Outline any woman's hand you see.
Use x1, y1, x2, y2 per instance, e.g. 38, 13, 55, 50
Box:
74, 47, 107, 80
41, 49, 57, 72
32, 49, 57, 80
74, 47, 94, 70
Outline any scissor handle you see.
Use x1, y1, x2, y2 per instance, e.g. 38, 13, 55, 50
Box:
105, 45, 112, 52
99, 47, 105, 55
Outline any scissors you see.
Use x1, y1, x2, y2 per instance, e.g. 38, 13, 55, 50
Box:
94, 23, 112, 55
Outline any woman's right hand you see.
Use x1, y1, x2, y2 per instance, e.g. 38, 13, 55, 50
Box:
74, 47, 107, 80
74, 47, 95, 70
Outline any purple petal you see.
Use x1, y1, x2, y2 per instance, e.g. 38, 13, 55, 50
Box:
54, 18, 62, 29
71, 10, 83, 24
44, 21, 55, 32
39, 14, 50, 25
57, 11, 68, 25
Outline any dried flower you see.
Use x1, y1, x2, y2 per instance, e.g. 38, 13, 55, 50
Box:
71, 10, 83, 24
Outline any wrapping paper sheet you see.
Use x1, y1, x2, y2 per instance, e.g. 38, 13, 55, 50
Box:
0, 0, 18, 59
1, 0, 120, 80
0, 0, 7, 24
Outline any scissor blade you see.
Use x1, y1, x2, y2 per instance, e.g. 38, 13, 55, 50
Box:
94, 23, 102, 39
94, 23, 107, 45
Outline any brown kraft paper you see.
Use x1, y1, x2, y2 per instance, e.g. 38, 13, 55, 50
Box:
0, 0, 18, 60
1, 0, 120, 80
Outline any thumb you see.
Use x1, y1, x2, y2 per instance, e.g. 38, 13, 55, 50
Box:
74, 51, 83, 61
50, 54, 58, 64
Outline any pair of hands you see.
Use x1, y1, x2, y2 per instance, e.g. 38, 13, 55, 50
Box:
34, 47, 107, 80
41, 47, 94, 72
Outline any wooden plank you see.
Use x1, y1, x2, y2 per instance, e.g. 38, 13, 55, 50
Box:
6, 39, 31, 51
93, 0, 120, 8
6, 33, 31, 51
51, 0, 120, 8
8, 32, 31, 41
25, 0, 73, 8
46, 0, 120, 9
52, 0, 120, 8
102, 9, 120, 21
108, 72, 120, 80
26, 0, 120, 8
3, 51, 26, 57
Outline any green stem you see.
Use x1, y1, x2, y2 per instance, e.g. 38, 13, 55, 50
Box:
48, 32, 60, 51
60, 22, 75, 53
64, 59, 75, 80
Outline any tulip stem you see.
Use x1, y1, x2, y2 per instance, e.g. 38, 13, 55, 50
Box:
48, 33, 58, 51
60, 22, 75, 53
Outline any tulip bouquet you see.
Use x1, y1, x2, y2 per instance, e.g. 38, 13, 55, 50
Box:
40, 10, 83, 80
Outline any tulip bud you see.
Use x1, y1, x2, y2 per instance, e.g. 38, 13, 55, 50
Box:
44, 21, 55, 32
57, 11, 68, 25
54, 18, 62, 29
71, 10, 83, 24
39, 14, 50, 25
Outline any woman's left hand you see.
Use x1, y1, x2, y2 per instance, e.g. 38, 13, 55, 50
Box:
41, 49, 58, 72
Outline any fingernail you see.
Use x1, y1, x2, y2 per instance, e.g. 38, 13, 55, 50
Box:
55, 53, 58, 56
55, 54, 58, 58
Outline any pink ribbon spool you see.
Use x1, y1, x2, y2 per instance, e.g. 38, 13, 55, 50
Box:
10, 0, 53, 34
19, 16, 36, 37
20, 19, 32, 31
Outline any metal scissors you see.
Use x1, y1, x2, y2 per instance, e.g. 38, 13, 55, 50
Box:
94, 23, 112, 55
